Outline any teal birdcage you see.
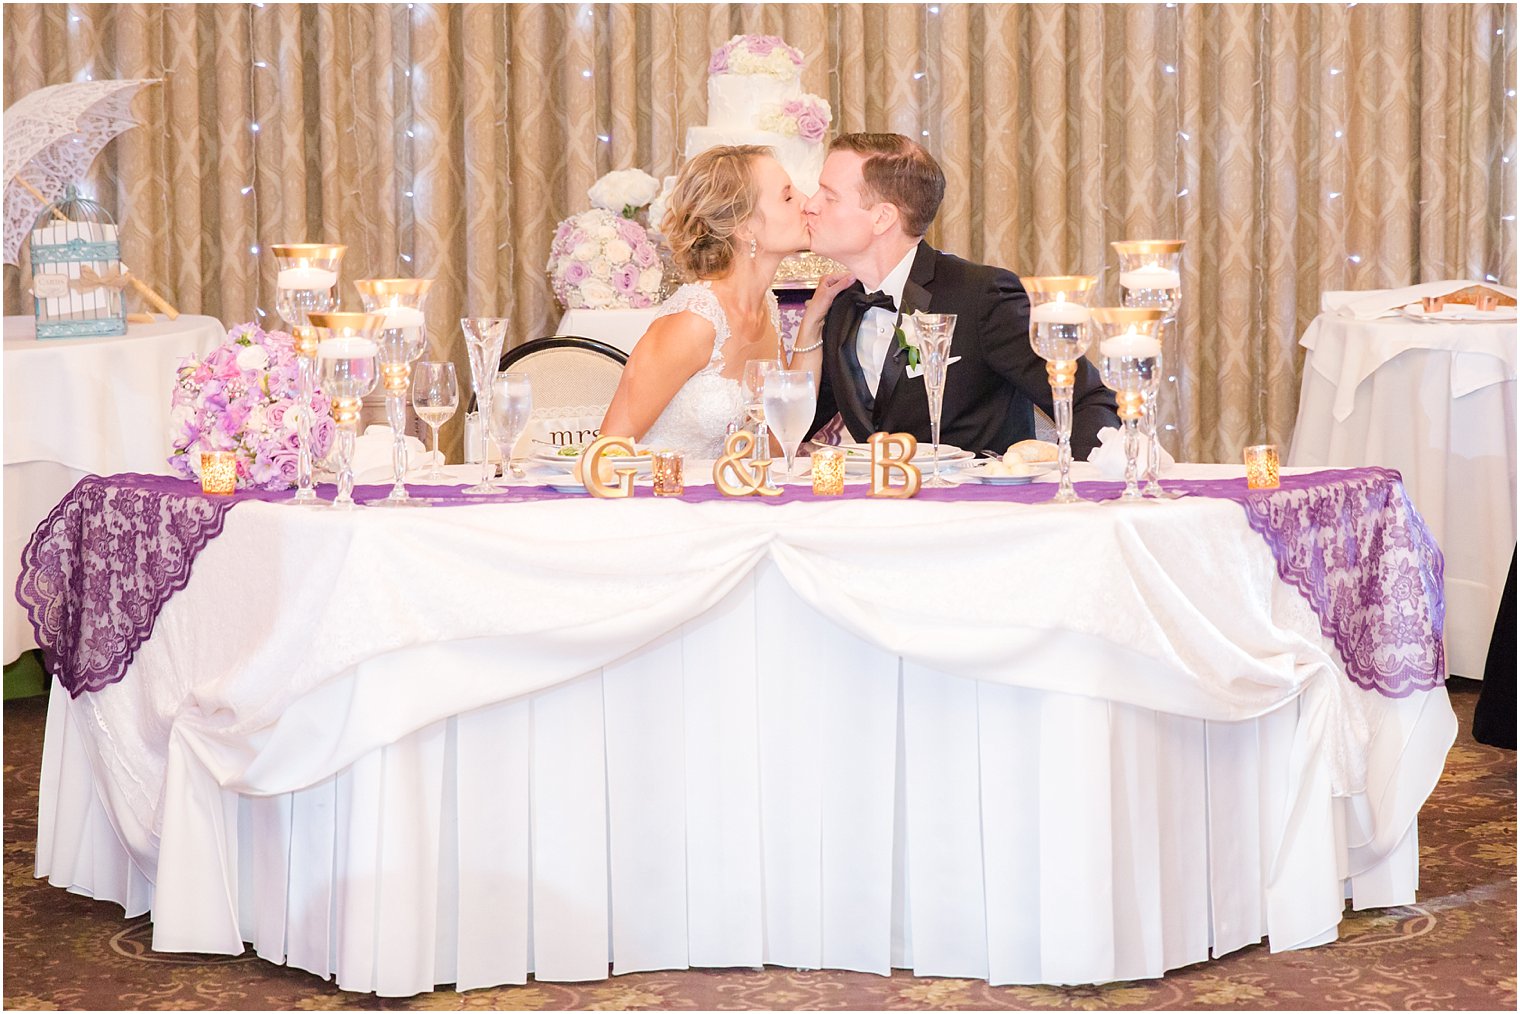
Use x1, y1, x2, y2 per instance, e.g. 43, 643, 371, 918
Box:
30, 184, 127, 339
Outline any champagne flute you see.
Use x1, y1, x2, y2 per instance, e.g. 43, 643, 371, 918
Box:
912, 312, 957, 487
411, 361, 459, 481
762, 369, 816, 481
460, 317, 509, 495
488, 372, 533, 485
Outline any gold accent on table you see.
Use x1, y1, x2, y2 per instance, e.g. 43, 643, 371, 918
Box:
331, 395, 363, 427
353, 278, 433, 299
1109, 240, 1186, 257
772, 252, 846, 289
291, 325, 319, 358
578, 435, 638, 498
380, 361, 410, 394
810, 446, 845, 496
868, 432, 921, 498
1023, 275, 1098, 297
1244, 444, 1280, 490
306, 311, 386, 334
1116, 390, 1145, 422
199, 451, 237, 495
1045, 359, 1078, 389
713, 431, 782, 497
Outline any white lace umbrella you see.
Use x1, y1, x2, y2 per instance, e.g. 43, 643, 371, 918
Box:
2, 78, 159, 265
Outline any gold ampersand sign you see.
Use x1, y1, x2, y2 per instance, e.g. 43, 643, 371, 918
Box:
578, 435, 639, 498
713, 431, 782, 497
868, 432, 922, 498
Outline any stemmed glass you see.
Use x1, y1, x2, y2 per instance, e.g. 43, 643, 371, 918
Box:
1091, 307, 1166, 501
761, 370, 816, 482
272, 243, 345, 505
742, 358, 779, 487
356, 278, 433, 507
1024, 275, 1097, 503
460, 316, 509, 495
488, 372, 534, 485
411, 361, 459, 481
911, 312, 957, 488
308, 311, 383, 510
1113, 240, 1184, 497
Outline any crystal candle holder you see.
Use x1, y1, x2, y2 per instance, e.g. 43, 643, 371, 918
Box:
1024, 275, 1097, 504
199, 451, 237, 495
652, 451, 684, 497
1092, 307, 1166, 501
1244, 444, 1280, 490
356, 278, 433, 507
272, 243, 346, 505
310, 311, 384, 510
1114, 240, 1184, 499
811, 446, 845, 496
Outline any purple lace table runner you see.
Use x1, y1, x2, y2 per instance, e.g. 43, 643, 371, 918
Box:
18, 467, 1443, 700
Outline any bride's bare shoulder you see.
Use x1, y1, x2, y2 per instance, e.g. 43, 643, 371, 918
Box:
628, 309, 715, 372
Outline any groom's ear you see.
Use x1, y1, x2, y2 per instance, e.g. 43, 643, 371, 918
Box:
871, 201, 901, 237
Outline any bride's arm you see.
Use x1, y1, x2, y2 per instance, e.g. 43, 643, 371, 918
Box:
787, 271, 855, 378
600, 312, 715, 441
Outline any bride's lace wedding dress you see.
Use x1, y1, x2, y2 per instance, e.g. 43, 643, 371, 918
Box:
641, 281, 782, 459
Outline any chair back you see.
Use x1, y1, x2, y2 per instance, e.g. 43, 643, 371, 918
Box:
476, 336, 627, 457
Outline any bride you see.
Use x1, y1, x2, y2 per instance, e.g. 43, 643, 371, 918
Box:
600, 145, 853, 458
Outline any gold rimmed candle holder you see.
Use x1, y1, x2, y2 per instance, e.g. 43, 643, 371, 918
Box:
1025, 275, 1098, 503
356, 278, 434, 507
1113, 240, 1185, 498
652, 450, 685, 497
310, 311, 384, 510
272, 243, 347, 505
1091, 307, 1166, 501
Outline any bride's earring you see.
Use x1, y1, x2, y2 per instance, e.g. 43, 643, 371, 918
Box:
749, 237, 757, 259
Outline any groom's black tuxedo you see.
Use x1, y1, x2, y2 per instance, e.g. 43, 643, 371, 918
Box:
805, 241, 1118, 458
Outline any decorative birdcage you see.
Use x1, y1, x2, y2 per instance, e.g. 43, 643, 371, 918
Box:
29, 184, 127, 339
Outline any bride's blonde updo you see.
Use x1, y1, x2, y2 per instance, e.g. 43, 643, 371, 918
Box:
661, 144, 772, 281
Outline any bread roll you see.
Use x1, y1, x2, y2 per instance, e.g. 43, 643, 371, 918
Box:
1007, 439, 1058, 463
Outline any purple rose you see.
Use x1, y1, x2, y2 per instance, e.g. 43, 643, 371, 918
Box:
633, 242, 658, 268
612, 263, 639, 294
618, 218, 646, 245
266, 400, 289, 431
749, 36, 777, 55
311, 414, 337, 458
631, 292, 652, 309
567, 228, 589, 248
563, 260, 591, 285
270, 448, 300, 488
709, 46, 730, 74
795, 106, 829, 143
554, 220, 573, 246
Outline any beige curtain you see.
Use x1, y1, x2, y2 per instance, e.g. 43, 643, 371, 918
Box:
4, 3, 1514, 461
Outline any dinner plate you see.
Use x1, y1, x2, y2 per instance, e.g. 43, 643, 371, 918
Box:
837, 441, 976, 474
532, 447, 653, 474
1398, 302, 1517, 323
545, 479, 593, 495
958, 460, 1053, 484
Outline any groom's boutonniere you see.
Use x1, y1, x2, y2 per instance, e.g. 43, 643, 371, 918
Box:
893, 316, 921, 370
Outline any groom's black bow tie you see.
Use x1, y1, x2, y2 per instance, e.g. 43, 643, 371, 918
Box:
845, 288, 897, 315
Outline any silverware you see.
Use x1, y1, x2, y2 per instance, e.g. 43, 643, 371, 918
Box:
509, 460, 526, 479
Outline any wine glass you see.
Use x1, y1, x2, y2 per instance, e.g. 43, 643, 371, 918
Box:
762, 369, 816, 481
912, 312, 957, 488
460, 317, 509, 495
411, 361, 459, 481
488, 372, 533, 485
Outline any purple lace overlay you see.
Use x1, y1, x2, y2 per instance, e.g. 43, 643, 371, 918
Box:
16, 467, 1445, 700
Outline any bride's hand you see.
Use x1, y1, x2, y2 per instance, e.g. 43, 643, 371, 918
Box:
804, 272, 856, 322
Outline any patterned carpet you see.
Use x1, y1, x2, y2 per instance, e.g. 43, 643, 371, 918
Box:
3, 682, 1513, 1011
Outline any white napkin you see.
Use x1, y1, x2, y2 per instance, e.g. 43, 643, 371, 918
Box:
1322, 280, 1517, 320
1084, 424, 1174, 480
353, 425, 434, 483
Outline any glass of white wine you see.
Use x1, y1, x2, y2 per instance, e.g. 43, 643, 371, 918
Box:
411, 361, 459, 481
761, 369, 816, 481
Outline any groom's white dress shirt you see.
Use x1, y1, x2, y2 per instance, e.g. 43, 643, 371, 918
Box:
855, 246, 918, 399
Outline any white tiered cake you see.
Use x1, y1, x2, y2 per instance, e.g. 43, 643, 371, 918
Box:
684, 35, 831, 197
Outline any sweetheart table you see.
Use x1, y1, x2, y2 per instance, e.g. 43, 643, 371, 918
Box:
23, 463, 1455, 996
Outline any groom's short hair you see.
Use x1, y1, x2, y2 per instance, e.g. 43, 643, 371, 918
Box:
828, 133, 945, 237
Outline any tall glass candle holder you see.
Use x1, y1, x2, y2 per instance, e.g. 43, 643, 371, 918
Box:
460, 317, 510, 495
1112, 240, 1184, 498
309, 312, 383, 510
356, 278, 433, 507
1091, 307, 1165, 502
1025, 275, 1097, 503
272, 243, 346, 505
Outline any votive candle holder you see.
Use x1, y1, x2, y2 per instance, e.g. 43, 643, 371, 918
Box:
200, 451, 237, 495
652, 451, 684, 497
811, 447, 845, 496
1244, 444, 1280, 490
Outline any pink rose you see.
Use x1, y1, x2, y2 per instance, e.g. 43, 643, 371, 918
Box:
617, 218, 645, 245
796, 106, 829, 143
633, 242, 658, 268
631, 292, 652, 309
612, 264, 639, 294
749, 36, 777, 55
564, 260, 591, 285
709, 46, 730, 74
266, 400, 289, 431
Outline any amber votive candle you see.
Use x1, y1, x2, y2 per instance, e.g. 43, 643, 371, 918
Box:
1243, 444, 1280, 490
811, 447, 845, 496
200, 451, 237, 495
652, 450, 684, 497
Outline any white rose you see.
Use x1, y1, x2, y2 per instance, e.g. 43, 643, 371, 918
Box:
638, 266, 663, 293
596, 222, 617, 240
246, 404, 269, 434
646, 175, 677, 239
170, 404, 195, 433
571, 241, 599, 262
588, 168, 660, 212
603, 238, 632, 263
235, 344, 270, 371
581, 278, 615, 308
591, 257, 612, 279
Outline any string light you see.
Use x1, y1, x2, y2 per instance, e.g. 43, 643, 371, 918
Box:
241, 186, 254, 195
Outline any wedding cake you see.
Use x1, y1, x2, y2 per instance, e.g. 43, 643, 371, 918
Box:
685, 35, 832, 197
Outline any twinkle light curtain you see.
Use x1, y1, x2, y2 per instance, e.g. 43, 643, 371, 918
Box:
4, 3, 1514, 461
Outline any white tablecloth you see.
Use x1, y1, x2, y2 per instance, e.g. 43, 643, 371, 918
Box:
33, 464, 1456, 995
3, 314, 225, 662
1288, 310, 1516, 677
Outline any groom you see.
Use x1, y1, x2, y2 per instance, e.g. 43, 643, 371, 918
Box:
802, 133, 1117, 457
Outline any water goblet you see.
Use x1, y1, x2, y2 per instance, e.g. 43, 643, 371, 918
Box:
272, 243, 346, 505
356, 278, 433, 506
460, 317, 509, 495
762, 370, 816, 482
411, 361, 459, 481
488, 372, 533, 485
911, 312, 958, 487
309, 311, 384, 510
1024, 276, 1098, 503
1113, 240, 1184, 498
1091, 307, 1166, 501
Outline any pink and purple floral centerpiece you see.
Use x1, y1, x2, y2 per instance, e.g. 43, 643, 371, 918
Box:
709, 34, 804, 77
547, 207, 665, 310
167, 321, 336, 490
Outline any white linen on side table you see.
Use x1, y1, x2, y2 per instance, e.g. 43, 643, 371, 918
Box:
1288, 312, 1517, 677
556, 307, 660, 355
3, 314, 226, 662
32, 464, 1457, 994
